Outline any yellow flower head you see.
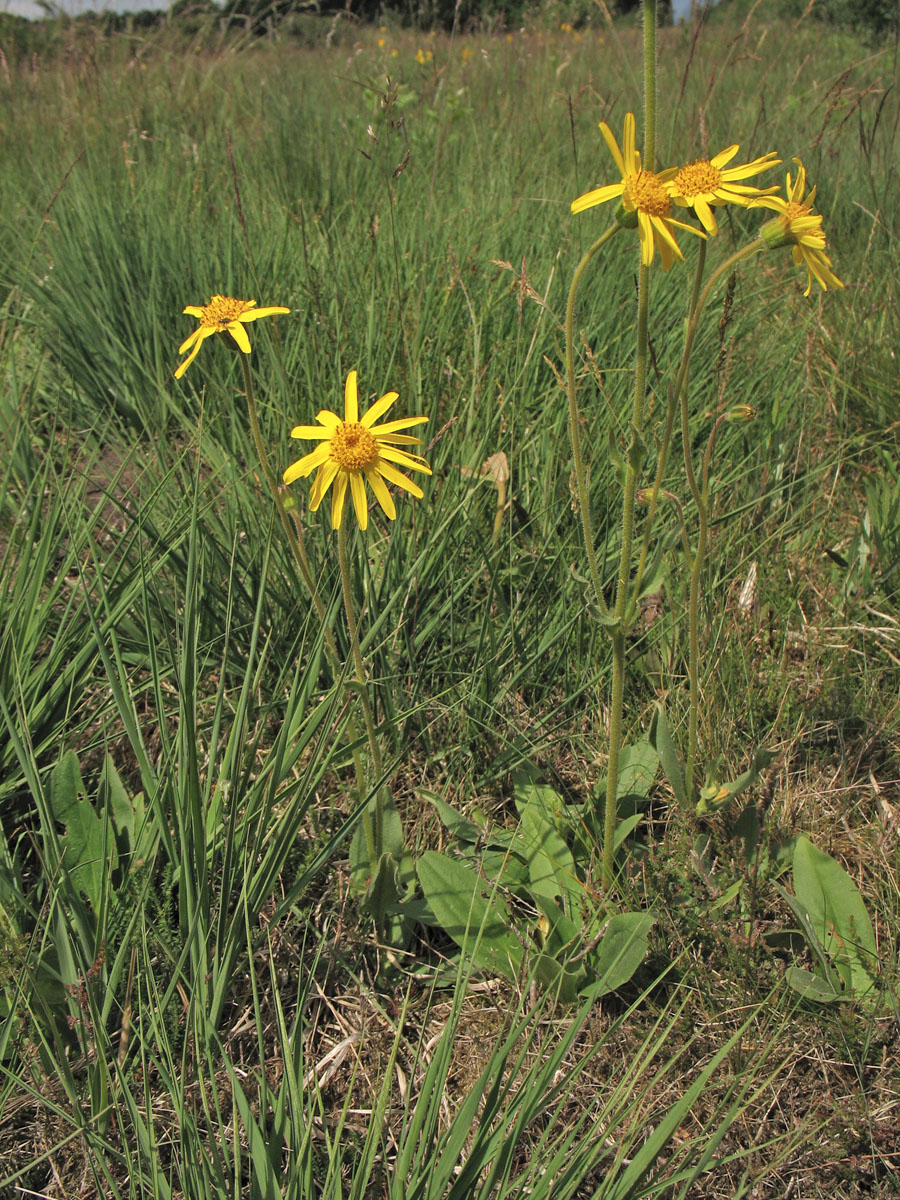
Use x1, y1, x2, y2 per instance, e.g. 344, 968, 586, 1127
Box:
570, 112, 705, 270
175, 295, 290, 378
669, 146, 780, 235
752, 160, 844, 295
283, 370, 431, 531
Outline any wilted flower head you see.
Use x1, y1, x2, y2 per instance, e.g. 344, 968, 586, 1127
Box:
752, 161, 843, 295
175, 295, 290, 378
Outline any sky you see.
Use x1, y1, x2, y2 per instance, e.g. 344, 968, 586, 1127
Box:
3, 0, 169, 15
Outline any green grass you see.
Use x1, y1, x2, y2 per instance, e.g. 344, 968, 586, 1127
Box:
1, 8, 899, 1198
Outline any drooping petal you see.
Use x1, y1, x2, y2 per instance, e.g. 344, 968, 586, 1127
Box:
283, 442, 332, 485
310, 458, 341, 509
178, 325, 208, 355
331, 472, 349, 528
637, 211, 656, 266
227, 322, 252, 354
182, 305, 205, 317
366, 467, 397, 520
691, 197, 717, 235
361, 390, 400, 427
344, 370, 359, 425
650, 215, 687, 263
174, 328, 216, 378
349, 472, 369, 530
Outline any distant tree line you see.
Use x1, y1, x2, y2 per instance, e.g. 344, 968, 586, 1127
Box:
0, 0, 894, 60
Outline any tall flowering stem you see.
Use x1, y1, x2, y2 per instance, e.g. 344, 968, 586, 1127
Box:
337, 519, 385, 865
282, 370, 431, 932
596, 0, 658, 893
239, 355, 368, 794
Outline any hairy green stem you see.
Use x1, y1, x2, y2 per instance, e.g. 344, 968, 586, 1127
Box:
601, 259, 652, 893
338, 519, 385, 861
643, 0, 658, 170
240, 354, 366, 796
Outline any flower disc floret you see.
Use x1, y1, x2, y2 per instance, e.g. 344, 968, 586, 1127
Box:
175, 294, 290, 378
283, 369, 431, 531
626, 170, 672, 216
331, 423, 380, 472
570, 112, 704, 270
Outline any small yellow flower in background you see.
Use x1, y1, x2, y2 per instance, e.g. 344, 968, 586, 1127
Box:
378, 35, 386, 47
460, 46, 473, 61
571, 112, 705, 270
283, 370, 431, 531
390, 48, 398, 57
175, 295, 290, 379
753, 160, 844, 295
415, 48, 433, 63
669, 146, 780, 236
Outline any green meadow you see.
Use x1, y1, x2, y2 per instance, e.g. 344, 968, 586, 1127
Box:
1, 5, 899, 1196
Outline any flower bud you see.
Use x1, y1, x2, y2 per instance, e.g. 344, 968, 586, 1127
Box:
725, 404, 758, 424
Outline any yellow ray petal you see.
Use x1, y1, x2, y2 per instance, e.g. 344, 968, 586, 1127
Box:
366, 467, 397, 520
361, 390, 400, 427
228, 322, 251, 354
349, 472, 369, 530
344, 370, 358, 425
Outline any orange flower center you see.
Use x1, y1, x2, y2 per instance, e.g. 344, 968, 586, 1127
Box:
331, 422, 380, 471
782, 201, 812, 224
672, 160, 722, 199
624, 170, 672, 217
201, 295, 251, 329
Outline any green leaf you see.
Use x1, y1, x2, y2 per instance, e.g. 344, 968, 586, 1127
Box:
613, 812, 644, 850
49, 750, 114, 912
626, 422, 647, 473
581, 911, 655, 999
649, 703, 687, 809
423, 790, 482, 843
616, 737, 658, 799
792, 836, 878, 999
416, 851, 523, 982
512, 777, 566, 828
349, 787, 408, 899
521, 808, 582, 915
784, 965, 843, 1003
